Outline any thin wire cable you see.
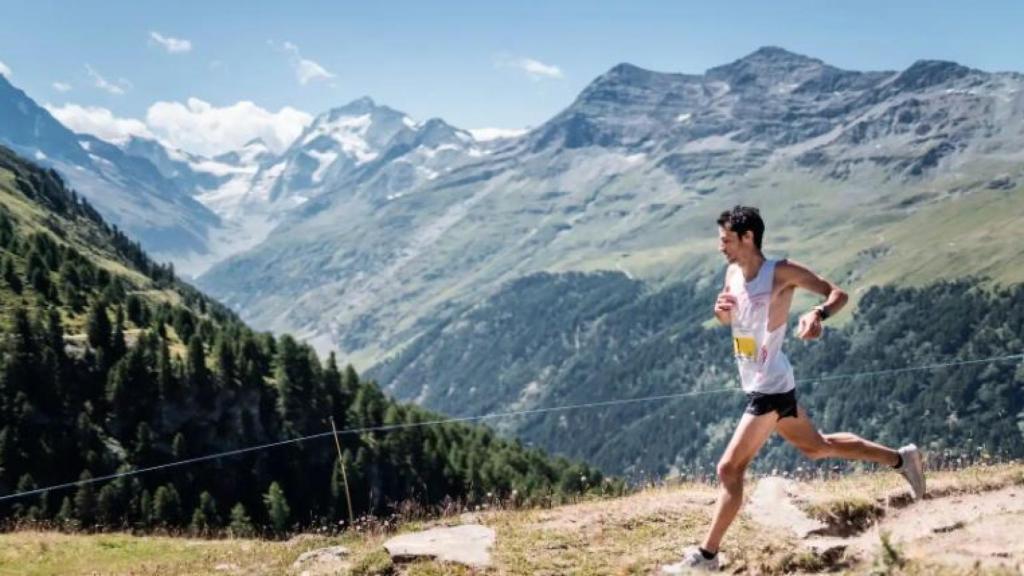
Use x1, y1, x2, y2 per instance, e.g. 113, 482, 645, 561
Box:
1, 352, 1020, 503
795, 352, 1024, 383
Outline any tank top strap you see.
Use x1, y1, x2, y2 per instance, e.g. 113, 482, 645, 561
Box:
746, 258, 776, 297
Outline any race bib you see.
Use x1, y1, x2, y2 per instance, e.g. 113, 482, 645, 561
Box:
733, 333, 757, 360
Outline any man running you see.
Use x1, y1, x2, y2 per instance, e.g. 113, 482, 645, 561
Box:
664, 206, 925, 573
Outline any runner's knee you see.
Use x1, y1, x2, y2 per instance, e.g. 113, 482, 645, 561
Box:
717, 459, 746, 485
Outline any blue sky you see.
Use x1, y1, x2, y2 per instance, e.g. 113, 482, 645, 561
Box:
2, 1, 1023, 155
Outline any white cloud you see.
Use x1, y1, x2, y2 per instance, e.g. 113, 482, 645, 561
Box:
85, 64, 130, 95
43, 98, 311, 157
519, 58, 563, 79
296, 58, 333, 85
146, 97, 312, 156
0, 60, 11, 78
52, 81, 72, 93
149, 31, 193, 54
495, 54, 564, 80
44, 103, 153, 144
468, 127, 529, 141
276, 40, 335, 85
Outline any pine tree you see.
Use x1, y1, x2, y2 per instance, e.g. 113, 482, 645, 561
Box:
125, 295, 146, 326
187, 335, 214, 409
152, 484, 182, 527
138, 489, 153, 527
173, 308, 195, 344
2, 256, 21, 294
263, 482, 290, 535
214, 335, 237, 391
73, 470, 97, 526
12, 474, 37, 519
26, 251, 49, 294
0, 212, 12, 248
109, 306, 127, 364
125, 478, 144, 525
274, 335, 319, 435
43, 307, 67, 366
96, 481, 125, 528
189, 491, 219, 534
324, 353, 350, 427
56, 495, 75, 526
228, 502, 254, 537
86, 300, 111, 351
171, 432, 187, 460
132, 422, 157, 468
107, 347, 154, 437
58, 259, 81, 290
156, 340, 178, 402
3, 307, 37, 397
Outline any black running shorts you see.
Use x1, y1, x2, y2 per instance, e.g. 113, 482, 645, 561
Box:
744, 389, 799, 420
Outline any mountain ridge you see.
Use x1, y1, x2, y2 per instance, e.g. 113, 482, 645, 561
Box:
0, 75, 221, 264
195, 47, 1024, 370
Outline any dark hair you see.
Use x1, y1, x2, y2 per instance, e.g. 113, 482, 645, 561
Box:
717, 205, 765, 250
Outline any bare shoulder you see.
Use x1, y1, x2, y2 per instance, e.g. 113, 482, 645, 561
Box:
774, 259, 815, 276
775, 258, 835, 294
775, 259, 824, 286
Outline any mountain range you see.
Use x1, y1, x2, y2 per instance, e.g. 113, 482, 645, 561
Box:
5, 47, 1022, 362
3, 47, 1023, 474
193, 47, 1024, 367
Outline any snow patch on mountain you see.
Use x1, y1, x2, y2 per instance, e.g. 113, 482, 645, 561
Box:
302, 113, 378, 165
306, 149, 339, 183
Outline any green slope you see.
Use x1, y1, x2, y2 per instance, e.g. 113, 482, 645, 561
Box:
0, 146, 613, 534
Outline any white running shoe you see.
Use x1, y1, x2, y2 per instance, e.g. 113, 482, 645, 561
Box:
661, 546, 720, 573
898, 444, 926, 500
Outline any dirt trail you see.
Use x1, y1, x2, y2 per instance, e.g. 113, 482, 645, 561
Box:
749, 475, 1024, 571
530, 484, 717, 534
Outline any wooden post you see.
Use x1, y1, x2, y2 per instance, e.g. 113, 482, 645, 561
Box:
330, 416, 355, 527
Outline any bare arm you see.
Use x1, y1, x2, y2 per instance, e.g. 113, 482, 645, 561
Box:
778, 260, 848, 339
714, 268, 737, 325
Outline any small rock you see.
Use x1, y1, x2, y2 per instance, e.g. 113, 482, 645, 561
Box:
291, 545, 350, 575
458, 512, 482, 524
384, 524, 495, 567
932, 520, 966, 534
747, 476, 827, 538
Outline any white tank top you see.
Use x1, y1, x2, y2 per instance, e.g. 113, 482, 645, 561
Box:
727, 258, 796, 394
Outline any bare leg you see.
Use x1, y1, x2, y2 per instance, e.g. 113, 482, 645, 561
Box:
701, 411, 777, 553
776, 407, 899, 466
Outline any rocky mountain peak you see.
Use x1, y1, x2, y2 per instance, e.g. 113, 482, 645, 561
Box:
414, 117, 468, 145
321, 96, 409, 124
891, 59, 975, 91
706, 46, 830, 88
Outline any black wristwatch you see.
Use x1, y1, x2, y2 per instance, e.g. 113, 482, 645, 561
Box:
813, 305, 829, 321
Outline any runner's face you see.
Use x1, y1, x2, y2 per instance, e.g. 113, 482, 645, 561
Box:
718, 226, 752, 263
718, 226, 739, 263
